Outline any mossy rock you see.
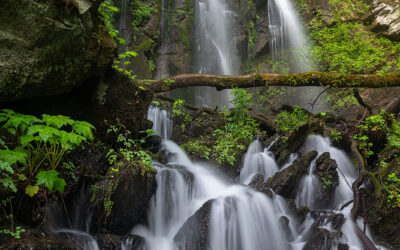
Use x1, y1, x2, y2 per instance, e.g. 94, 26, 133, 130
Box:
0, 0, 116, 102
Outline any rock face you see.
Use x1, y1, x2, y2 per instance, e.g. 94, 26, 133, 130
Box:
303, 210, 346, 250
174, 200, 212, 250
263, 150, 318, 198
313, 152, 339, 208
91, 166, 157, 234
365, 0, 400, 41
0, 0, 115, 102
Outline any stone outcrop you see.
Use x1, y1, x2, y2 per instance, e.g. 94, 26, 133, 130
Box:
174, 200, 213, 250
365, 0, 400, 41
313, 152, 340, 208
261, 150, 318, 198
0, 0, 116, 102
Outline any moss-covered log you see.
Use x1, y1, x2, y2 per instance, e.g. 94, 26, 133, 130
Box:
147, 72, 400, 93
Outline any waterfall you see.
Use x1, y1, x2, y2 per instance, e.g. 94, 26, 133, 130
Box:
147, 106, 173, 140
267, 0, 312, 72
191, 0, 239, 109
295, 135, 357, 209
239, 139, 279, 185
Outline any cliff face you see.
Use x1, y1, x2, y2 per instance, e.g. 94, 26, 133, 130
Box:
0, 0, 116, 102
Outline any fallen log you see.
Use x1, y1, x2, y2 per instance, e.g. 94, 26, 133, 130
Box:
145, 71, 400, 93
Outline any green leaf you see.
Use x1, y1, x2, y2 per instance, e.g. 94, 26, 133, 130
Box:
72, 121, 95, 140
27, 125, 60, 142
42, 114, 74, 129
0, 178, 16, 192
25, 185, 39, 197
0, 149, 27, 168
36, 170, 66, 193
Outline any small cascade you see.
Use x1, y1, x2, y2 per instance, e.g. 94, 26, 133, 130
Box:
267, 0, 311, 72
239, 139, 279, 185
147, 106, 173, 140
295, 135, 357, 209
56, 230, 99, 250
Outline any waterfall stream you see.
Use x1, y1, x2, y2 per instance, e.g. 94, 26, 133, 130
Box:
128, 108, 385, 250
191, 0, 239, 109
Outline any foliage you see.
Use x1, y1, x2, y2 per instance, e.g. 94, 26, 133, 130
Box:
306, 0, 400, 110
183, 88, 259, 166
98, 0, 126, 44
321, 176, 333, 189
330, 130, 342, 142
0, 109, 94, 196
0, 226, 25, 239
104, 120, 155, 176
129, 0, 155, 40
275, 106, 309, 132
354, 110, 400, 158
172, 99, 191, 132
383, 172, 400, 209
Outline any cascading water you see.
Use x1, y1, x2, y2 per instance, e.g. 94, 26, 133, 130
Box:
267, 0, 311, 72
239, 139, 279, 185
190, 0, 239, 109
147, 106, 173, 140
295, 135, 357, 209
132, 110, 295, 250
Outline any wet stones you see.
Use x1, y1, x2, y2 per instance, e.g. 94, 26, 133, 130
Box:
313, 152, 339, 208
263, 150, 318, 199
174, 200, 213, 250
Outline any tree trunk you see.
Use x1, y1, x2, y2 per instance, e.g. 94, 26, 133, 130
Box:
145, 72, 400, 93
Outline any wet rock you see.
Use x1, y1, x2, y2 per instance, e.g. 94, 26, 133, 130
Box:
303, 227, 339, 250
142, 135, 163, 154
249, 174, 273, 197
0, 232, 74, 250
174, 200, 213, 250
263, 150, 318, 199
313, 152, 339, 208
279, 216, 294, 242
0, 0, 116, 102
303, 210, 345, 250
310, 210, 345, 231
269, 119, 323, 165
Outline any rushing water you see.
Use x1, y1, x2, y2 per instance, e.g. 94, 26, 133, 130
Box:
147, 106, 173, 140
190, 0, 239, 108
129, 108, 384, 250
267, 0, 311, 72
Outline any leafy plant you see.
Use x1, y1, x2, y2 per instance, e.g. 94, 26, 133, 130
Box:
0, 110, 94, 195
383, 172, 400, 209
330, 130, 342, 142
275, 106, 309, 132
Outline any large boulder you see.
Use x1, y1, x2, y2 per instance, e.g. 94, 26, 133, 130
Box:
174, 200, 213, 250
0, 0, 116, 102
365, 0, 400, 41
91, 165, 157, 234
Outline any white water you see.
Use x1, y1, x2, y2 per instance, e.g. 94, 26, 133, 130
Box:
295, 135, 357, 209
267, 0, 312, 72
191, 0, 239, 109
239, 139, 279, 185
147, 106, 173, 140
56, 107, 388, 250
